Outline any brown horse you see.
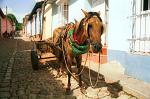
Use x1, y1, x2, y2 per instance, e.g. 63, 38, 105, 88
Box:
51, 9, 104, 94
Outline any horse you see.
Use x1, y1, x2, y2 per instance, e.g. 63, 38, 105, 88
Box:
51, 9, 104, 94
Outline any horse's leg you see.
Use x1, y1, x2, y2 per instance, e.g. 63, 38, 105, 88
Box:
56, 57, 64, 77
66, 55, 73, 94
58, 62, 65, 77
76, 55, 87, 93
75, 55, 82, 87
66, 64, 72, 94
57, 56, 66, 77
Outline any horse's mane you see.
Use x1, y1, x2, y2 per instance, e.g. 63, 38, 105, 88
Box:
76, 12, 102, 34
88, 12, 102, 22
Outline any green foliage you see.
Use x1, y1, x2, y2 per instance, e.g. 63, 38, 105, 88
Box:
6, 13, 23, 30
6, 13, 18, 24
16, 23, 23, 30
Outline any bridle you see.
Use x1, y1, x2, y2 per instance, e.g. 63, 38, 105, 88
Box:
82, 12, 103, 50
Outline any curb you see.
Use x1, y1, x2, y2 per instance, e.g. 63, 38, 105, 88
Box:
82, 60, 150, 99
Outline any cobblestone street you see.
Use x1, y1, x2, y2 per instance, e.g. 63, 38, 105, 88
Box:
0, 38, 137, 99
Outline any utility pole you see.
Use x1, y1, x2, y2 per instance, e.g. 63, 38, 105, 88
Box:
6, 6, 7, 33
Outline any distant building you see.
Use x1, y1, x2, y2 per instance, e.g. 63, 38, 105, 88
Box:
23, 14, 30, 37
23, 1, 43, 41
0, 8, 15, 38
0, 8, 5, 38
24, 0, 150, 83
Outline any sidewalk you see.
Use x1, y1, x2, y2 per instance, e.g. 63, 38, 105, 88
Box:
83, 60, 150, 99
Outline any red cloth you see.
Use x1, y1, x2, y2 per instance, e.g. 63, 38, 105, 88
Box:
73, 33, 82, 45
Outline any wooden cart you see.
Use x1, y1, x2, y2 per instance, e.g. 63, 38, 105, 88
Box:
31, 40, 53, 70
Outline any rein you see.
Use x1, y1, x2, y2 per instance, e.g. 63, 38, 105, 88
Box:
88, 51, 101, 88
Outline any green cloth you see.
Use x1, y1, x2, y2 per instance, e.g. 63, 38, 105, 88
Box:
68, 30, 89, 56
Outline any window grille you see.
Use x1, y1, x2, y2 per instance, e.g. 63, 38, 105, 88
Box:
128, 0, 150, 55
58, 2, 68, 26
64, 4, 68, 22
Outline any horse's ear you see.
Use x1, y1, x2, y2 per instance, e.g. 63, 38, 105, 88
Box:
74, 19, 78, 24
81, 9, 88, 17
97, 11, 101, 16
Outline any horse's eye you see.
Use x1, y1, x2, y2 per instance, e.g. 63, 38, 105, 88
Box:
88, 24, 93, 36
88, 24, 93, 29
88, 24, 93, 31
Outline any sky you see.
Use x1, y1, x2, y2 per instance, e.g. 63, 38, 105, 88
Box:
0, 0, 37, 23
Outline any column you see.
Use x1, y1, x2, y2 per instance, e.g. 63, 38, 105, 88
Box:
36, 8, 41, 35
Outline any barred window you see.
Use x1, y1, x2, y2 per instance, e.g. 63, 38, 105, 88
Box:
128, 0, 150, 55
64, 4, 68, 22
58, 2, 68, 26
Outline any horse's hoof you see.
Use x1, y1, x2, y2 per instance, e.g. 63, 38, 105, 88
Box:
65, 88, 72, 95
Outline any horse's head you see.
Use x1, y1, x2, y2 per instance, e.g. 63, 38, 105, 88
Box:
81, 9, 104, 53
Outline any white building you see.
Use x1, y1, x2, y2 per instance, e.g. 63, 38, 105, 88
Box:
50, 0, 150, 83
24, 0, 150, 83
24, 1, 43, 40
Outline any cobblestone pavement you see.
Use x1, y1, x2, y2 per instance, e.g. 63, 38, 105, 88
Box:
0, 38, 17, 98
0, 38, 137, 99
0, 39, 17, 81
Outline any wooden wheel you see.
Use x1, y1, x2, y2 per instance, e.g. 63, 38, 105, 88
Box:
31, 50, 39, 70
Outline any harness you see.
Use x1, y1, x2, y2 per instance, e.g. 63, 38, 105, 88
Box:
68, 29, 89, 56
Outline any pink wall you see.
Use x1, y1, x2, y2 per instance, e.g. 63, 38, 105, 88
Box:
1, 18, 14, 33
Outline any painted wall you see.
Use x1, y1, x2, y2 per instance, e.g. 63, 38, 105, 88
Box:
32, 16, 35, 36
108, 50, 150, 83
26, 21, 31, 36
68, 0, 84, 22
1, 18, 14, 34
107, 0, 150, 83
43, 4, 53, 40
36, 12, 40, 35
108, 0, 131, 51
51, 4, 59, 33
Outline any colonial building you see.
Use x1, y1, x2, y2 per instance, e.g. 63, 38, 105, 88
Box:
0, 8, 15, 38
0, 8, 5, 38
26, 1, 44, 41
24, 0, 150, 83
42, 0, 57, 40
23, 14, 30, 36
107, 0, 150, 83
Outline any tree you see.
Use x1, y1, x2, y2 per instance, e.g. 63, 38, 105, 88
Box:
16, 23, 23, 30
6, 13, 18, 24
6, 13, 23, 31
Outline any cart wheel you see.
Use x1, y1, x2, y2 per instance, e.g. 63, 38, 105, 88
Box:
31, 50, 39, 70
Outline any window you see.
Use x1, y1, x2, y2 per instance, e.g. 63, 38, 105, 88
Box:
128, 0, 150, 55
92, 0, 104, 7
142, 0, 150, 11
64, 4, 68, 22
58, 2, 68, 25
